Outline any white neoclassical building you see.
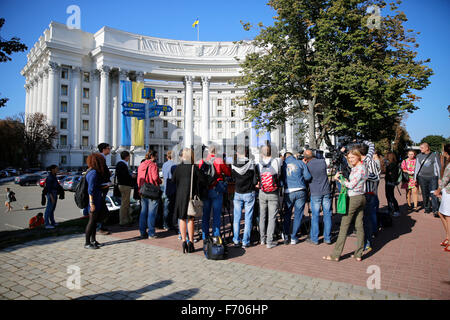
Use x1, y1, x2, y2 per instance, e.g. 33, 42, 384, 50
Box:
21, 22, 305, 168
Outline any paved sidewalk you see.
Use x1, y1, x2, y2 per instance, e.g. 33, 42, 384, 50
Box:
0, 234, 419, 300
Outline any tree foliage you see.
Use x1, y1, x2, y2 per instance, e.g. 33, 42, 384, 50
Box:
0, 18, 28, 108
420, 135, 449, 153
235, 0, 433, 149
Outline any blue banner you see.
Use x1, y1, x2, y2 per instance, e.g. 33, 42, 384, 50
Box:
121, 80, 132, 146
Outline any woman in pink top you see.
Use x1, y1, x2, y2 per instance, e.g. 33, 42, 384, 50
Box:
323, 149, 368, 262
401, 150, 418, 211
137, 150, 162, 239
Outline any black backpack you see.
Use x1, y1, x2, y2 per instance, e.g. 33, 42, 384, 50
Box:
200, 157, 217, 186
74, 170, 90, 209
9, 191, 16, 202
203, 236, 226, 260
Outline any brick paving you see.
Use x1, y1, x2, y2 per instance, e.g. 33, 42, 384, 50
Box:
0, 179, 448, 300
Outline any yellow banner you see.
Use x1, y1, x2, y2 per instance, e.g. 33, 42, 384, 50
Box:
131, 82, 145, 146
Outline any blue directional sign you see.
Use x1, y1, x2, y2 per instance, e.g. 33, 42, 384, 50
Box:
142, 88, 156, 100
154, 105, 173, 112
122, 101, 146, 109
122, 110, 145, 118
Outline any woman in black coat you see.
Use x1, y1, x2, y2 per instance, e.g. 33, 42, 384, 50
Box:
172, 148, 207, 253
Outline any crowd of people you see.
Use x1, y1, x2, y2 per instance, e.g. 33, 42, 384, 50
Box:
18, 140, 450, 256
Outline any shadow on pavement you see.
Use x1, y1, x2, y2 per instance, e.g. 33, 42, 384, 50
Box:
75, 280, 199, 300
100, 236, 143, 247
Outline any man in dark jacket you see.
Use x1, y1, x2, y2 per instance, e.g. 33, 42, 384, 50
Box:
116, 150, 133, 226
97, 143, 112, 234
231, 145, 259, 248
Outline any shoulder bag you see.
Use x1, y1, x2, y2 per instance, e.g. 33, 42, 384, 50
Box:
187, 165, 203, 218
336, 177, 348, 214
139, 163, 162, 200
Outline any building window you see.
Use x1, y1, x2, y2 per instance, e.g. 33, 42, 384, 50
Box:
231, 99, 236, 106
82, 120, 89, 131
82, 136, 89, 146
177, 120, 182, 128
60, 155, 67, 164
177, 98, 182, 106
83, 72, 90, 82
193, 98, 196, 106
193, 108, 196, 116
83, 155, 88, 165
82, 104, 89, 115
60, 135, 67, 146
83, 88, 89, 99
163, 112, 167, 116
149, 131, 154, 138
231, 109, 236, 117
60, 101, 68, 113
177, 90, 182, 93
163, 131, 168, 139
217, 121, 222, 129
61, 85, 68, 96
177, 109, 182, 117
218, 91, 222, 94
217, 110, 222, 117
217, 132, 222, 139
231, 90, 235, 94
231, 121, 236, 129
60, 118, 67, 130
231, 131, 235, 138
163, 120, 168, 128
150, 120, 154, 127
217, 99, 222, 107
61, 68, 69, 79
163, 97, 168, 105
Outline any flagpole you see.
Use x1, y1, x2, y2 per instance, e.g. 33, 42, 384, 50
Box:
197, 21, 199, 41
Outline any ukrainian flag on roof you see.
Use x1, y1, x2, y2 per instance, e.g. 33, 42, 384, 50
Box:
192, 18, 199, 28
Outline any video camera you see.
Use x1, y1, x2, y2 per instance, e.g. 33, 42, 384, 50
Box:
295, 145, 324, 160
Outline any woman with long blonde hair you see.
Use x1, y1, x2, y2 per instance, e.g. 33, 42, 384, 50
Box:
401, 150, 419, 211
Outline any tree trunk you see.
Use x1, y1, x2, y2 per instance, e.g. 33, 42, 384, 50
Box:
307, 97, 317, 149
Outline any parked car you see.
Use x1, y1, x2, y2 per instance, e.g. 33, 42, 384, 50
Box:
104, 191, 141, 225
63, 175, 82, 191
14, 174, 42, 186
0, 170, 9, 178
39, 175, 68, 187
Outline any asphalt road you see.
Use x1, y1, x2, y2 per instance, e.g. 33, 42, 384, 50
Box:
0, 181, 83, 231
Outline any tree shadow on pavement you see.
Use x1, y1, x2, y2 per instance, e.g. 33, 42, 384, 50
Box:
75, 280, 198, 300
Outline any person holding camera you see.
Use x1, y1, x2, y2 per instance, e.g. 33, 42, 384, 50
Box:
303, 149, 333, 245
323, 149, 368, 262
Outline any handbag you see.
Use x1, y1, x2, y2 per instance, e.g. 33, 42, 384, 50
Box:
336, 178, 348, 214
139, 163, 162, 200
187, 165, 203, 218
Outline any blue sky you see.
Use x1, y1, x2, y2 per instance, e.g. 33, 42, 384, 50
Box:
0, 0, 448, 143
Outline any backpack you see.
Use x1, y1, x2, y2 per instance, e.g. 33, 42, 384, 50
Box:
203, 236, 226, 260
259, 159, 278, 193
200, 157, 217, 186
74, 170, 90, 209
9, 192, 16, 202
395, 166, 403, 186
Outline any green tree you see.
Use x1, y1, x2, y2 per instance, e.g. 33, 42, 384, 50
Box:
236, 0, 433, 148
420, 135, 449, 153
0, 18, 28, 108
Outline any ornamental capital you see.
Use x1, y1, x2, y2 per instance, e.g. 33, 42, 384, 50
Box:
48, 61, 60, 73
184, 75, 195, 85
201, 75, 211, 85
99, 65, 111, 76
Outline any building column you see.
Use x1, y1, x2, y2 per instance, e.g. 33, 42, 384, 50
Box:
71, 66, 81, 149
37, 71, 44, 114
201, 76, 210, 146
47, 62, 60, 131
111, 71, 119, 150
98, 65, 110, 145
42, 68, 49, 119
184, 76, 194, 148
90, 69, 100, 148
24, 84, 30, 116
32, 78, 38, 115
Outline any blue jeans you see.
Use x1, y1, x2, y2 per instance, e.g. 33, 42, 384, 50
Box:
232, 192, 256, 246
139, 197, 159, 237
310, 193, 333, 243
202, 188, 223, 240
44, 193, 57, 226
364, 193, 379, 248
283, 190, 307, 242
162, 193, 175, 229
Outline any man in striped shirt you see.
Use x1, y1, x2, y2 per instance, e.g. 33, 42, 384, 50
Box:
354, 141, 380, 252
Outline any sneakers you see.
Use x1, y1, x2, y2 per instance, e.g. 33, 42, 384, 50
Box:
84, 243, 99, 249
306, 239, 319, 245
290, 239, 299, 245
242, 243, 250, 249
266, 242, 278, 249
260, 240, 266, 246
393, 211, 401, 217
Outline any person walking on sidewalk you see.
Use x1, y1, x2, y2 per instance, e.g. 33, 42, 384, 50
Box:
385, 152, 401, 217
323, 149, 368, 262
172, 148, 208, 253
162, 150, 177, 231
231, 145, 259, 248
280, 151, 311, 245
401, 150, 419, 211
137, 150, 162, 239
44, 165, 59, 229
4, 187, 14, 213
85, 153, 109, 249
303, 150, 332, 245
116, 150, 134, 227
434, 144, 450, 252
415, 143, 441, 217
257, 144, 282, 249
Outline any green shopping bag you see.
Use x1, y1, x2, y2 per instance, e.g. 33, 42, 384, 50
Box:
336, 179, 348, 214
